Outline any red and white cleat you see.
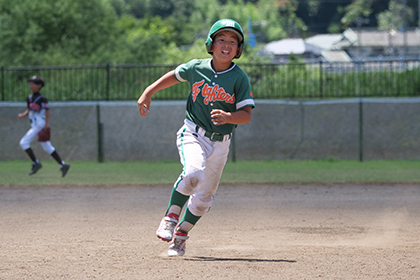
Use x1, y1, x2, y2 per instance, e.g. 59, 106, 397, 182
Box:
156, 213, 178, 242
168, 231, 189, 257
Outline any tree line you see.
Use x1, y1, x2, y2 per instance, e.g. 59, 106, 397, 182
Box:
0, 0, 418, 67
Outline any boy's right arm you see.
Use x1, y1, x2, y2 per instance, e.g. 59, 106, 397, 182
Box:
18, 109, 29, 120
138, 70, 179, 117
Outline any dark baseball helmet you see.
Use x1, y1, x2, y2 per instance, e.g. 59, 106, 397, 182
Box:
27, 76, 45, 87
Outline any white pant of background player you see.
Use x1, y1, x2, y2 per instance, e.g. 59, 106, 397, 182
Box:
175, 119, 231, 217
19, 113, 55, 154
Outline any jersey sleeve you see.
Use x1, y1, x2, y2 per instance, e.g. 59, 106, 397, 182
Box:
235, 71, 255, 111
26, 96, 31, 108
174, 59, 198, 83
40, 96, 49, 110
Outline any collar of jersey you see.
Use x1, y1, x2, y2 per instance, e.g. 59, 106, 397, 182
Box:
208, 59, 237, 74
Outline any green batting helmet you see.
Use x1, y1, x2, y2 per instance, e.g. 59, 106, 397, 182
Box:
206, 19, 244, 59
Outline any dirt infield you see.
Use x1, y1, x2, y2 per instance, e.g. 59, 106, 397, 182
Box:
0, 183, 419, 279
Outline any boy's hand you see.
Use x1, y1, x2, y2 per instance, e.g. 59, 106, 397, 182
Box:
137, 94, 151, 117
211, 109, 230, 125
18, 113, 26, 120
212, 107, 252, 125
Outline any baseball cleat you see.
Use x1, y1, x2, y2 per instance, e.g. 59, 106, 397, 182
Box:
60, 163, 71, 178
156, 213, 179, 242
29, 162, 42, 175
168, 231, 189, 257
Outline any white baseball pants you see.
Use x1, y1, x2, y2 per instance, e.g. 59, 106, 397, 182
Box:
174, 119, 230, 217
19, 118, 55, 154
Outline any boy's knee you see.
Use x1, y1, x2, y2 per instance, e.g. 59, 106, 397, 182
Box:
40, 142, 55, 154
19, 139, 30, 150
189, 195, 213, 216
183, 167, 204, 189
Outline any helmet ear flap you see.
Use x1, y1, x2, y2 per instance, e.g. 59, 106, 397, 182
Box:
206, 37, 213, 55
208, 39, 214, 54
235, 43, 244, 59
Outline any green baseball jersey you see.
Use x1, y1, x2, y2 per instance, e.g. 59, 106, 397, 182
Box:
174, 59, 255, 135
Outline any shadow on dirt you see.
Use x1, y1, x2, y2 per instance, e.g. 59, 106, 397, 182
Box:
185, 256, 296, 263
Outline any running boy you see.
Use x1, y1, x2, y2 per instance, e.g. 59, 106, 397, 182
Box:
18, 76, 70, 177
137, 19, 255, 256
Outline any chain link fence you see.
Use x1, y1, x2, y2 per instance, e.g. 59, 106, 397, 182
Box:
2, 58, 420, 102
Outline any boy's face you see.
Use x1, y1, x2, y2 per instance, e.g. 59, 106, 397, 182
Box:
29, 82, 43, 93
210, 30, 239, 62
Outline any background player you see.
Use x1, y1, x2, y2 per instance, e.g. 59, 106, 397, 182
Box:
18, 76, 70, 177
137, 19, 255, 256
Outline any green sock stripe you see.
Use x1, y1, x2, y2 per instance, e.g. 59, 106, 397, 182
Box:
179, 127, 187, 177
167, 189, 189, 212
166, 127, 190, 213
180, 207, 201, 225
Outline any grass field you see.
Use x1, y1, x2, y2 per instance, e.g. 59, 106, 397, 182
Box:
1, 159, 420, 186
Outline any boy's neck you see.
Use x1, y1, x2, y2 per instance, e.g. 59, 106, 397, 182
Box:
211, 59, 234, 72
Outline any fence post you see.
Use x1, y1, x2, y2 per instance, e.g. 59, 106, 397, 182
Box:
289, 101, 305, 159
358, 98, 364, 162
319, 59, 323, 98
230, 131, 236, 162
1, 66, 4, 101
96, 104, 104, 163
106, 62, 110, 101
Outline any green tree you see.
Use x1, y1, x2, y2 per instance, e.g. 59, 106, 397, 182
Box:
114, 15, 175, 64
340, 0, 417, 30
277, 0, 307, 38
377, 0, 414, 31
295, 0, 353, 33
0, 0, 119, 66
340, 0, 373, 28
216, 0, 290, 42
109, 0, 130, 16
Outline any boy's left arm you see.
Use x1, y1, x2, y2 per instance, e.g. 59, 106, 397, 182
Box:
18, 109, 29, 120
44, 109, 50, 128
210, 106, 252, 126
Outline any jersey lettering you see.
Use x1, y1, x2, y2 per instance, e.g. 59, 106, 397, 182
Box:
29, 102, 41, 111
191, 80, 235, 105
192, 80, 205, 102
